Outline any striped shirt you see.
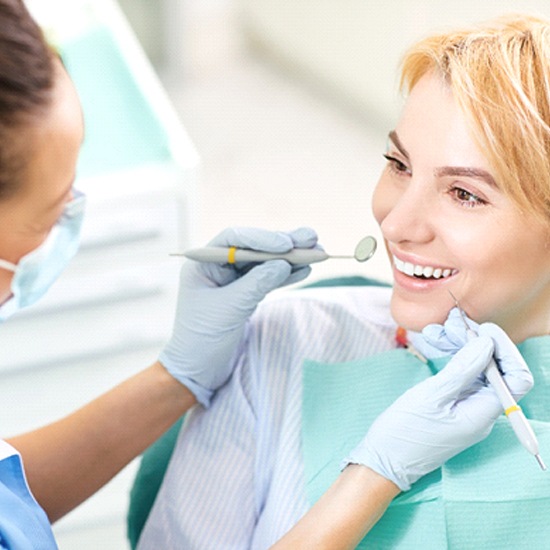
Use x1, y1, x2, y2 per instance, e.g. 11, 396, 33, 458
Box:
138, 285, 399, 549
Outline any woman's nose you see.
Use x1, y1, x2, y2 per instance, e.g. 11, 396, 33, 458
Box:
378, 184, 435, 245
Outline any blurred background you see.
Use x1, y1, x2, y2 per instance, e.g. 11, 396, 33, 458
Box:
7, 0, 550, 547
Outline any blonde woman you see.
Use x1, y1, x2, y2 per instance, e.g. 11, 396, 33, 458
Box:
138, 14, 550, 550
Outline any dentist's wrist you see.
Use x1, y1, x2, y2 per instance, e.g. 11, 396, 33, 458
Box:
154, 360, 199, 409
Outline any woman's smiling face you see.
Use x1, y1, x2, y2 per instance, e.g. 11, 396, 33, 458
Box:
372, 72, 550, 342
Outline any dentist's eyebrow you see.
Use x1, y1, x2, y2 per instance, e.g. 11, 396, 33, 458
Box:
388, 130, 409, 158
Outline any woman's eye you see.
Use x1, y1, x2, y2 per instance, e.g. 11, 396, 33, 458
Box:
383, 153, 410, 176
449, 186, 487, 207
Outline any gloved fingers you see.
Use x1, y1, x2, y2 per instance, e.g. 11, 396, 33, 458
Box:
478, 323, 534, 400
209, 227, 295, 253
456, 385, 505, 425
231, 263, 311, 288
177, 256, 243, 290
446, 307, 479, 334
227, 259, 293, 302
422, 308, 480, 352
421, 311, 465, 353
281, 265, 312, 287
288, 227, 318, 249
421, 323, 456, 353
478, 322, 524, 364
197, 260, 240, 287
425, 336, 494, 405
203, 227, 317, 285
285, 227, 320, 279
182, 224, 301, 287
190, 231, 317, 295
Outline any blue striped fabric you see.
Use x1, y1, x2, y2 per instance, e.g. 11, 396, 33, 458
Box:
138, 286, 398, 549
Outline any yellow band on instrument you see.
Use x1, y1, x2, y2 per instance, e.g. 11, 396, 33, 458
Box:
228, 246, 237, 264
505, 404, 521, 416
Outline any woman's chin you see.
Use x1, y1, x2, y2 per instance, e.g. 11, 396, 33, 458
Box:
390, 295, 450, 332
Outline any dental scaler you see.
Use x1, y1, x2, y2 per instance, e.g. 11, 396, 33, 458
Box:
449, 291, 546, 471
175, 235, 377, 266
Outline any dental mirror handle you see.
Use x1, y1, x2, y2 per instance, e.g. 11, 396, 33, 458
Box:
174, 236, 377, 265
177, 247, 332, 265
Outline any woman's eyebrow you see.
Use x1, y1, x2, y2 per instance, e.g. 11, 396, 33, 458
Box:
389, 129, 497, 187
434, 166, 497, 187
388, 130, 409, 158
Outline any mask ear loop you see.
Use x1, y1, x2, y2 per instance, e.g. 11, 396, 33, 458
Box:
0, 259, 17, 272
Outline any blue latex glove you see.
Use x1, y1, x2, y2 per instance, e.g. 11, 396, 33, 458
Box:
344, 327, 533, 491
420, 307, 480, 354
159, 227, 317, 407
421, 310, 532, 402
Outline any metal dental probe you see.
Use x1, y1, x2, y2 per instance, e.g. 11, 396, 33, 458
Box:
448, 291, 546, 470
173, 235, 377, 265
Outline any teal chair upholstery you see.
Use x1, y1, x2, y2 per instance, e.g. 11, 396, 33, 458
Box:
127, 276, 390, 548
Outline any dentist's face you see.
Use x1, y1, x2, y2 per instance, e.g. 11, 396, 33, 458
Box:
372, 72, 550, 342
0, 61, 83, 304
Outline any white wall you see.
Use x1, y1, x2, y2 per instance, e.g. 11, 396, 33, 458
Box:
237, 0, 550, 129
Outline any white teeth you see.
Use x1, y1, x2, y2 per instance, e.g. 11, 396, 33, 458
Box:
393, 255, 455, 280
404, 262, 415, 276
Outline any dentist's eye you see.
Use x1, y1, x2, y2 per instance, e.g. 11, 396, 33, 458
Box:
383, 154, 410, 176
449, 185, 488, 207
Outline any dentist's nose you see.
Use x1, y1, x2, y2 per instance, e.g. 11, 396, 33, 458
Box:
378, 184, 435, 245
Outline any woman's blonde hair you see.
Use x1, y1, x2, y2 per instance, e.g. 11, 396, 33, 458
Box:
401, 14, 550, 223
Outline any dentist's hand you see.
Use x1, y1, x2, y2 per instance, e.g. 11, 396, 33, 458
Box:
344, 328, 533, 491
419, 309, 532, 401
159, 227, 317, 407
420, 307, 480, 353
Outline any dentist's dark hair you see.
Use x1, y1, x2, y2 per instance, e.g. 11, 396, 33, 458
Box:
0, 0, 54, 199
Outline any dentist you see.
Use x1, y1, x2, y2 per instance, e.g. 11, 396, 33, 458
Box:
0, 1, 313, 547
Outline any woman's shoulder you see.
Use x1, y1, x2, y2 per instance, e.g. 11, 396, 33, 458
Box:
258, 283, 394, 328
249, 284, 397, 365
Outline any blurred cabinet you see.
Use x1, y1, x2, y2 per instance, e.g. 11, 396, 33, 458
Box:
117, 0, 187, 73
4, 0, 200, 544
117, 0, 165, 66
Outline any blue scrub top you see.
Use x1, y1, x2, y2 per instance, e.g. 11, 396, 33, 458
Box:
0, 441, 58, 549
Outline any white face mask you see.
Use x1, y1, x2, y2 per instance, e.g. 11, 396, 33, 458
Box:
0, 189, 86, 321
